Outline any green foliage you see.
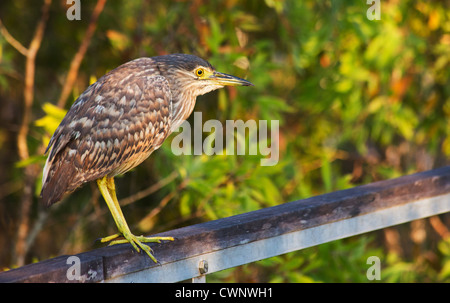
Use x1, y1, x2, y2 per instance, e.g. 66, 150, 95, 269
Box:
209, 236, 381, 283
34, 103, 67, 144
210, 235, 450, 283
438, 238, 450, 281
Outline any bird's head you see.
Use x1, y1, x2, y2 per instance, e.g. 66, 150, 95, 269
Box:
154, 54, 253, 97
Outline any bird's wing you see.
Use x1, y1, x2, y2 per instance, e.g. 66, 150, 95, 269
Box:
41, 74, 173, 206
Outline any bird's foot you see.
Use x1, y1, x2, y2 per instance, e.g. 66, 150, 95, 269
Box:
98, 232, 174, 263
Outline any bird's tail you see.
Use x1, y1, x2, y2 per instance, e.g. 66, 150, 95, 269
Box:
40, 155, 77, 207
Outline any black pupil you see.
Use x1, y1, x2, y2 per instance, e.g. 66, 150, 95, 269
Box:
197, 69, 203, 75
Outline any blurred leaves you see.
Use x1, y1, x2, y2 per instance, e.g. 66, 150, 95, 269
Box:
35, 102, 67, 136
34, 102, 67, 150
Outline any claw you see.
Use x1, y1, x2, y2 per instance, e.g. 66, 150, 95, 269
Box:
99, 232, 174, 263
96, 176, 174, 263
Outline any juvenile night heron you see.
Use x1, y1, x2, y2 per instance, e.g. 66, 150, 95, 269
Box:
41, 54, 253, 262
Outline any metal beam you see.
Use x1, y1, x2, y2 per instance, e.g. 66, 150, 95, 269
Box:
1, 166, 449, 283
106, 193, 450, 282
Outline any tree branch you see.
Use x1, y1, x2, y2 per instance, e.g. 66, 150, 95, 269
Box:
17, 0, 52, 161
57, 0, 107, 108
18, 0, 107, 264
121, 171, 178, 207
14, 0, 52, 267
0, 19, 29, 56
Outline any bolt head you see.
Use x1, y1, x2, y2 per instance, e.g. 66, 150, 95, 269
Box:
198, 260, 208, 274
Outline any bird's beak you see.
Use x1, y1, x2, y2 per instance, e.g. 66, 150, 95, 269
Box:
209, 71, 254, 86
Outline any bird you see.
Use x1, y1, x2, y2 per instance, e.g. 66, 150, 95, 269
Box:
40, 54, 253, 262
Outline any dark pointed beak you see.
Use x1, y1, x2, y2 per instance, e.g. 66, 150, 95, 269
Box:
209, 71, 254, 87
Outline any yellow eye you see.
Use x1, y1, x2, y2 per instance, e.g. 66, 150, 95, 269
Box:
195, 68, 204, 77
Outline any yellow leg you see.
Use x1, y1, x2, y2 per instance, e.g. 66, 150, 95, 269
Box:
97, 176, 174, 262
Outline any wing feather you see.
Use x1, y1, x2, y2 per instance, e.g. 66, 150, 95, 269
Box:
41, 59, 173, 206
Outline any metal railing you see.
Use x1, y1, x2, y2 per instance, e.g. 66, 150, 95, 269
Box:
1, 166, 449, 283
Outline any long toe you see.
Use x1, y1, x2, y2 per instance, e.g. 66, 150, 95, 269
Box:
99, 231, 174, 263
97, 233, 121, 243
135, 235, 175, 243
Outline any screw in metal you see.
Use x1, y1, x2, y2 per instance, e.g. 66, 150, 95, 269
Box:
198, 260, 208, 275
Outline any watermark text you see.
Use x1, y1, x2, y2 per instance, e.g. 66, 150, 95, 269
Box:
171, 112, 279, 166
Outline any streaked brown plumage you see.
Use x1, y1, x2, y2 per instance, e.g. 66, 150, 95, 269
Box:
40, 54, 252, 261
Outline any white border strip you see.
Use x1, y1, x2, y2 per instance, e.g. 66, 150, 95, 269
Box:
106, 193, 450, 283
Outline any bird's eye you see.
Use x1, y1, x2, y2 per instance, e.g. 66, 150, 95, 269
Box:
195, 68, 204, 77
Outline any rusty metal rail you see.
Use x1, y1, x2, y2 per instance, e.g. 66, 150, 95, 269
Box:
1, 166, 449, 283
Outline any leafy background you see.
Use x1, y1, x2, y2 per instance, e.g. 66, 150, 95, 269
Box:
0, 0, 449, 282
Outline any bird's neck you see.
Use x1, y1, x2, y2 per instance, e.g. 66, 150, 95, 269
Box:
170, 91, 197, 132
